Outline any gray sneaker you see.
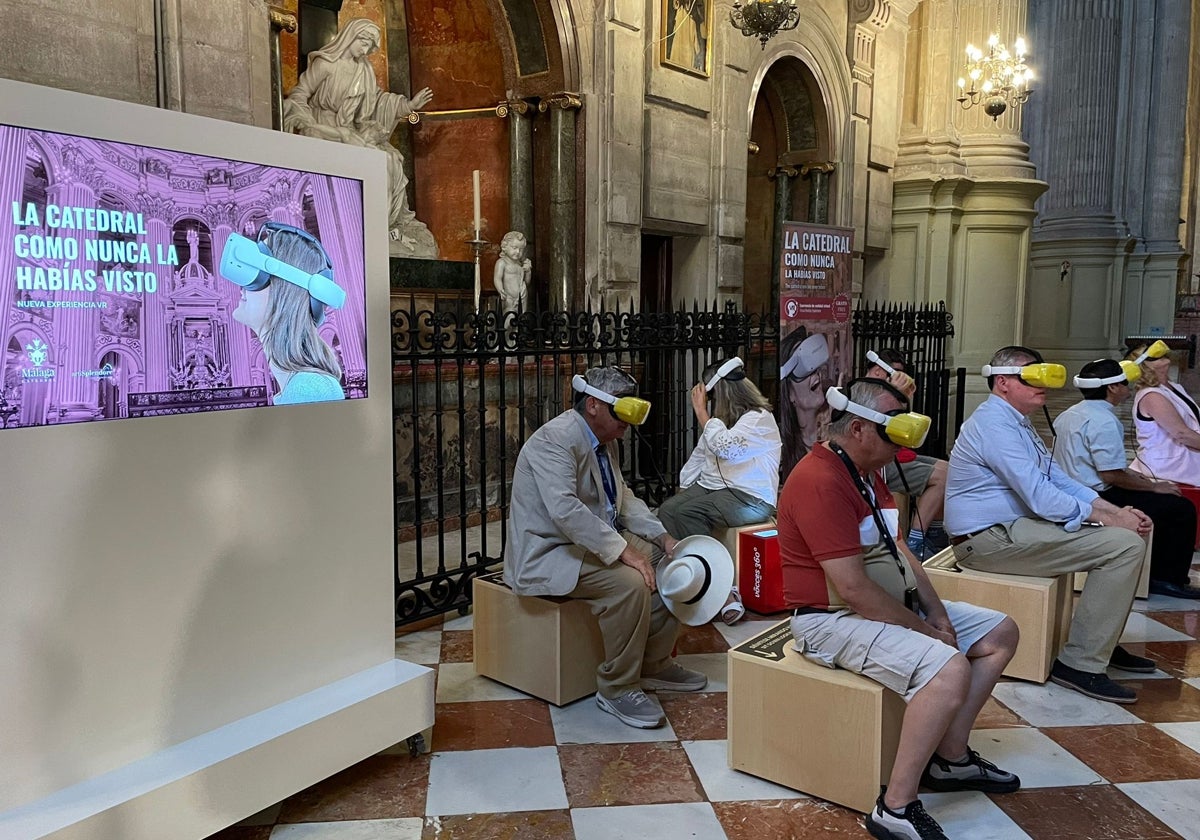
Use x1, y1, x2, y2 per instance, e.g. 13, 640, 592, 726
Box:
641, 662, 708, 692
596, 690, 665, 729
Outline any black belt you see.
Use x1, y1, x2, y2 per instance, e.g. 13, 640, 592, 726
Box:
949, 528, 989, 546
793, 606, 832, 616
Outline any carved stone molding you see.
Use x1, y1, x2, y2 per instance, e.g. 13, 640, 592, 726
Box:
849, 0, 892, 29
800, 161, 836, 177
537, 92, 582, 112
767, 165, 800, 180
268, 7, 297, 32
135, 193, 176, 224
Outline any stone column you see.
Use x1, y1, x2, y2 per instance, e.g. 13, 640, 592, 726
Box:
803, 163, 837, 225
539, 93, 582, 312
507, 99, 534, 257
769, 166, 798, 300
139, 203, 176, 393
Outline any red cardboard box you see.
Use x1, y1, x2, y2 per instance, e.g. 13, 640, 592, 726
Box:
738, 528, 786, 614
1179, 484, 1200, 550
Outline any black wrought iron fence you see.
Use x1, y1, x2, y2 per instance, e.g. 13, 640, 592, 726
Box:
850, 300, 959, 458
391, 298, 777, 626
392, 296, 956, 627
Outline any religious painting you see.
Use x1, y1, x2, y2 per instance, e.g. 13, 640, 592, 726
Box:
660, 0, 711, 78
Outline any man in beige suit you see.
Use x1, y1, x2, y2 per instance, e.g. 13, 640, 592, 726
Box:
505, 367, 707, 728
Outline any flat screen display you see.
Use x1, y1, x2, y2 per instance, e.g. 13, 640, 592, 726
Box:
0, 123, 367, 429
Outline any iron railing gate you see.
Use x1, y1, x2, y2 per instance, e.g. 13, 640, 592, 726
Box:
393, 298, 954, 627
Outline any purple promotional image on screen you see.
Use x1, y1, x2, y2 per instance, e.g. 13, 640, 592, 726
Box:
0, 123, 368, 429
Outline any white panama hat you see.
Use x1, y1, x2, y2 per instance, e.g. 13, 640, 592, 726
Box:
657, 535, 736, 626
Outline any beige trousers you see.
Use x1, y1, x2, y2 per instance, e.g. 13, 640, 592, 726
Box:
568, 531, 680, 698
952, 518, 1144, 673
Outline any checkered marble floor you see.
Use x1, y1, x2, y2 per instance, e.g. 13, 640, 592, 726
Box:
208, 581, 1200, 840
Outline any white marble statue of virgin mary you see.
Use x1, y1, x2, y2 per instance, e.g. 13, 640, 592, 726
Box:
283, 18, 439, 258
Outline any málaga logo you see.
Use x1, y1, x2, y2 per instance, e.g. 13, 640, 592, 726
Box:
22, 338, 55, 379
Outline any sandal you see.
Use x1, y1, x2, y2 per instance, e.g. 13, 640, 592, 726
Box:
720, 589, 746, 625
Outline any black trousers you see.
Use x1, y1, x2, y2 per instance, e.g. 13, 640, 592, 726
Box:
1101, 486, 1197, 585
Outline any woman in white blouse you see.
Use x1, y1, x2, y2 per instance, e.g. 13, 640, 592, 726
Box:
657, 357, 782, 623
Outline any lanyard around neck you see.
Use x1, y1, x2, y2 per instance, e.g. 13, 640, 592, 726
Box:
828, 442, 909, 581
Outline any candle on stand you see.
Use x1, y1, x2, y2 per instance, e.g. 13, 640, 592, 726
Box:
472, 170, 482, 311
472, 170, 481, 238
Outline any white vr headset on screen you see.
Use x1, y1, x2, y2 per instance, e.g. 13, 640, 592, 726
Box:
219, 223, 347, 324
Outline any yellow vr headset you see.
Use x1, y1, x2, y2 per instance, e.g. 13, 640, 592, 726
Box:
981, 363, 1068, 389
1133, 339, 1172, 365
825, 385, 932, 448
1074, 360, 1142, 389
572, 374, 651, 425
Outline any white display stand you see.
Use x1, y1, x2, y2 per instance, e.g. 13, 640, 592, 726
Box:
0, 80, 432, 839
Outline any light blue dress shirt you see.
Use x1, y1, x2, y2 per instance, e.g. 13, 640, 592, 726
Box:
1054, 400, 1128, 492
945, 394, 1098, 536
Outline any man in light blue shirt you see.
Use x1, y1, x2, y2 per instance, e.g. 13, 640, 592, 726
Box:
945, 346, 1151, 705
1056, 358, 1199, 599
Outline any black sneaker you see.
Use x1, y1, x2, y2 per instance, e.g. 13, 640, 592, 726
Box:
866, 791, 948, 840
921, 748, 1020, 793
1050, 659, 1137, 705
1109, 645, 1156, 674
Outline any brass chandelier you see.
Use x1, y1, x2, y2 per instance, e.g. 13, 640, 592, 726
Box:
956, 32, 1034, 121
729, 0, 800, 48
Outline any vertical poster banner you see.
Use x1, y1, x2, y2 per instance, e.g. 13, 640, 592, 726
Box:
778, 222, 854, 481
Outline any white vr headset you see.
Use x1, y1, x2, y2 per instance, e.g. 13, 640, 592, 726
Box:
220, 224, 347, 324
571, 374, 651, 425
866, 349, 897, 377
1074, 360, 1142, 388
704, 357, 744, 392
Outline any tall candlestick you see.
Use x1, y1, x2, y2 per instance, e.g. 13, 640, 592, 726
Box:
472, 170, 481, 238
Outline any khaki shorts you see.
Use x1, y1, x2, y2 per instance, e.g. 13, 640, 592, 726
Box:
790, 600, 1006, 700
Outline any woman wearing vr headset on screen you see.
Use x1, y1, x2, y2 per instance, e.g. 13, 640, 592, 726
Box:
657, 357, 781, 625
1127, 340, 1200, 486
220, 223, 347, 405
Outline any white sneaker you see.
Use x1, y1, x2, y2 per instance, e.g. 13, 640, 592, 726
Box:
865, 792, 947, 840
595, 690, 665, 728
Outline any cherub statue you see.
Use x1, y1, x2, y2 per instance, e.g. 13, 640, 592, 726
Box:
283, 19, 439, 259
493, 231, 531, 312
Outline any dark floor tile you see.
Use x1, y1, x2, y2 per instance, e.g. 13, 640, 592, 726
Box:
714, 799, 866, 838
1124, 677, 1200, 723
422, 810, 575, 839
202, 828, 272, 840
277, 753, 431, 823
1143, 641, 1200, 678
973, 695, 1028, 729
675, 623, 731, 654
431, 699, 555, 751
1044, 724, 1200, 783
990, 784, 1181, 839
660, 691, 727, 740
558, 741, 706, 808
1144, 611, 1200, 640
440, 630, 474, 663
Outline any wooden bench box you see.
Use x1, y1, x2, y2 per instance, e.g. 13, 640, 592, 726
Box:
473, 572, 604, 705
727, 621, 905, 814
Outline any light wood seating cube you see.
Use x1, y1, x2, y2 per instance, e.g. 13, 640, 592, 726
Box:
923, 548, 1072, 683
473, 572, 604, 706
712, 521, 774, 588
727, 621, 905, 814
1074, 529, 1153, 599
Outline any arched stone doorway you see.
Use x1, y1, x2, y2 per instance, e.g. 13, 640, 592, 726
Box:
743, 57, 832, 317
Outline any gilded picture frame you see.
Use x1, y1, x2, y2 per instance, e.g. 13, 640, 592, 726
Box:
660, 0, 712, 78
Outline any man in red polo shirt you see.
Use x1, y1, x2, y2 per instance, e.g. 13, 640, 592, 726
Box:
779, 378, 1020, 840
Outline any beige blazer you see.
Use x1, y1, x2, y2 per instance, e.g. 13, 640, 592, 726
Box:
503, 409, 667, 596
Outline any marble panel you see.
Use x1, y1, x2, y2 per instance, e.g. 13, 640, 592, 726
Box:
713, 799, 862, 839
972, 695, 1028, 730
271, 819, 422, 839
660, 693, 727, 741
1119, 779, 1200, 839
439, 630, 474, 663
674, 623, 729, 655
1044, 723, 1200, 783
430, 699, 556, 751
1125, 680, 1200, 724
435, 661, 530, 703
990, 681, 1143, 728
991, 785, 1180, 840
395, 629, 442, 666
421, 810, 575, 839
960, 727, 1105, 789
425, 746, 568, 815
920, 791, 1032, 840
1122, 613, 1194, 644
572, 802, 726, 840
277, 754, 431, 823
1145, 611, 1200, 638
1145, 641, 1200, 678
207, 828, 271, 840
1155, 721, 1200, 756
682, 739, 805, 803
559, 742, 706, 807
550, 693, 678, 745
